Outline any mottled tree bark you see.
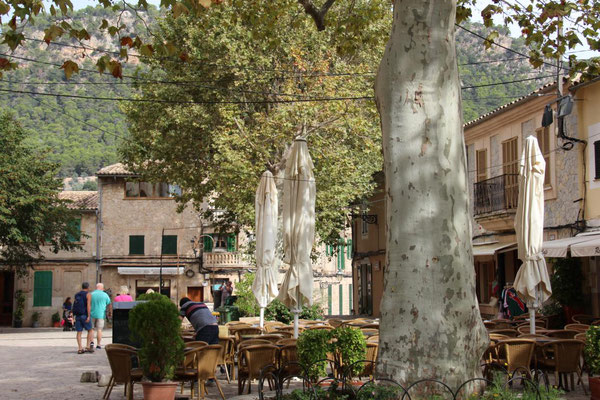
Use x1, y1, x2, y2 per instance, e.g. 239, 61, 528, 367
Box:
374, 0, 488, 390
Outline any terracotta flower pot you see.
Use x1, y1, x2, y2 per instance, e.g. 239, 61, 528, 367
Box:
590, 377, 600, 400
141, 381, 178, 400
53, 322, 60, 328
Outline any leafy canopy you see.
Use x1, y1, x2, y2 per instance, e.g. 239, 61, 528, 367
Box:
0, 110, 81, 274
121, 0, 389, 243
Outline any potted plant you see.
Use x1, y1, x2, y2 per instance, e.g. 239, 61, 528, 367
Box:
585, 326, 600, 399
51, 312, 61, 328
550, 257, 584, 323
31, 311, 41, 328
298, 328, 332, 382
13, 290, 25, 328
129, 294, 184, 400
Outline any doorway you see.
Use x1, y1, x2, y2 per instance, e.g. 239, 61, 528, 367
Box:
0, 271, 15, 326
135, 279, 171, 299
187, 286, 204, 302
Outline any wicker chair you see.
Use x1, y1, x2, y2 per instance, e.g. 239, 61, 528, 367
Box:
489, 328, 518, 337
518, 334, 548, 338
103, 344, 143, 400
257, 334, 285, 344
575, 332, 587, 342
237, 344, 279, 394
279, 344, 302, 385
360, 328, 379, 336
238, 339, 271, 352
517, 320, 546, 328
195, 344, 226, 400
547, 330, 580, 339
484, 321, 497, 329
367, 335, 379, 344
186, 341, 208, 349
357, 342, 379, 379
516, 325, 548, 335
307, 325, 333, 331
276, 338, 298, 346
327, 318, 344, 328
494, 339, 536, 378
360, 323, 380, 330
217, 337, 235, 383
275, 326, 303, 335
539, 339, 586, 394
572, 314, 597, 325
174, 347, 204, 397
264, 322, 287, 332
565, 324, 591, 333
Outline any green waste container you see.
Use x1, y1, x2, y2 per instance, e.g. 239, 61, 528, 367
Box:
217, 305, 240, 324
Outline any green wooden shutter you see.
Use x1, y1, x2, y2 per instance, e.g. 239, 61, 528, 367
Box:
327, 285, 332, 315
129, 235, 144, 255
339, 285, 343, 315
337, 240, 345, 271
33, 271, 52, 307
346, 239, 352, 259
226, 234, 236, 252
67, 218, 81, 242
349, 284, 353, 315
162, 235, 177, 255
203, 235, 213, 252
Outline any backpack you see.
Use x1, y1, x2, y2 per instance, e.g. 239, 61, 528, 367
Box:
72, 291, 87, 316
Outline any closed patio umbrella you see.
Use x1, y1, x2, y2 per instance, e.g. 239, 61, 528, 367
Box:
253, 170, 280, 329
277, 139, 316, 338
513, 135, 552, 334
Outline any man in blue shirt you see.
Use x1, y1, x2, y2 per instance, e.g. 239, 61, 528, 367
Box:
91, 283, 112, 350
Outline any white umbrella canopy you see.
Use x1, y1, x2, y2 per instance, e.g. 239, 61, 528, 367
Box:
253, 170, 280, 328
277, 139, 316, 337
513, 135, 552, 334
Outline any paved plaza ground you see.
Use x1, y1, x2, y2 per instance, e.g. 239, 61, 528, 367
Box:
0, 328, 590, 399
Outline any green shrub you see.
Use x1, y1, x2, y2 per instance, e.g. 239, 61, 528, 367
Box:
266, 299, 293, 324
234, 272, 260, 317
300, 303, 324, 320
297, 328, 332, 380
356, 382, 402, 400
13, 290, 25, 321
136, 292, 168, 302
129, 295, 184, 382
333, 326, 367, 376
550, 258, 584, 307
585, 325, 600, 375
51, 312, 61, 323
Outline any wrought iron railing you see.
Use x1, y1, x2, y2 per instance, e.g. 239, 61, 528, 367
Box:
474, 174, 519, 216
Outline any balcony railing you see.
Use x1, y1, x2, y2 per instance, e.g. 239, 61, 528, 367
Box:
474, 174, 519, 216
203, 252, 248, 268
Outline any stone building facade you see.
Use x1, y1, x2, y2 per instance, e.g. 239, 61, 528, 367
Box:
2, 163, 353, 326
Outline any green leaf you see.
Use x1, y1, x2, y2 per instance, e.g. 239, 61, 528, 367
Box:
43, 25, 64, 44
140, 44, 154, 57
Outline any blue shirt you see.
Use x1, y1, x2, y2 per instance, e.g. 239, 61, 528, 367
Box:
91, 290, 111, 319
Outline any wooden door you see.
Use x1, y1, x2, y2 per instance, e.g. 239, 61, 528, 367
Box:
0, 271, 14, 326
188, 286, 204, 302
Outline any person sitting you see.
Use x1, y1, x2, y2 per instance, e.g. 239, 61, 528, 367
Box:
63, 297, 72, 312
114, 285, 133, 302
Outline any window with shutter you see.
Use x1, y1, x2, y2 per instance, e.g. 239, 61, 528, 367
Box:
129, 235, 144, 255
502, 137, 519, 209
67, 218, 81, 242
161, 235, 177, 255
203, 235, 213, 253
33, 271, 52, 307
476, 149, 487, 182
346, 239, 353, 259
226, 234, 236, 252
595, 141, 600, 180
536, 127, 551, 186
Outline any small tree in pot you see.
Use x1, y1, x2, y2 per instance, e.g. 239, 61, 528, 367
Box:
129, 294, 184, 400
13, 290, 25, 328
586, 326, 600, 400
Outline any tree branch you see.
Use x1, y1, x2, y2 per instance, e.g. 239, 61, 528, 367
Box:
297, 0, 337, 31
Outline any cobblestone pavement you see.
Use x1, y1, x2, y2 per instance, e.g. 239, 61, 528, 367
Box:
0, 328, 590, 399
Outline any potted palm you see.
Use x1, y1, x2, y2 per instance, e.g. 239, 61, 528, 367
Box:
585, 326, 600, 400
129, 294, 184, 400
13, 290, 25, 328
51, 312, 61, 327
31, 311, 41, 328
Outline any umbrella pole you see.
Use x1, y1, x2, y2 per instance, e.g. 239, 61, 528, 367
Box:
259, 307, 265, 330
293, 309, 300, 338
529, 304, 536, 334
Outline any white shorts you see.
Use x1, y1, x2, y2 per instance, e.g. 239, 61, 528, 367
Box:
93, 318, 105, 330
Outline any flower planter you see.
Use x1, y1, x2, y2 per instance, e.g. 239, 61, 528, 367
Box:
141, 381, 178, 400
53, 322, 60, 328
590, 377, 600, 400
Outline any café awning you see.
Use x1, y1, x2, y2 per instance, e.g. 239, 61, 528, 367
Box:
472, 242, 516, 257
542, 234, 600, 258
570, 234, 600, 257
117, 267, 185, 275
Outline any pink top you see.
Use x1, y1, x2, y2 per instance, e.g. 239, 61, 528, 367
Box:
114, 294, 133, 302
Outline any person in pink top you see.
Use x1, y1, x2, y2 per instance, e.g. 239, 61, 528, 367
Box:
114, 285, 133, 302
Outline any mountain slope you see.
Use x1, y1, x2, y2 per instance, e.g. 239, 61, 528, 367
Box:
0, 7, 554, 176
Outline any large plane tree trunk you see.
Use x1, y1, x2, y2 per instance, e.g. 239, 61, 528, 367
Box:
374, 0, 488, 391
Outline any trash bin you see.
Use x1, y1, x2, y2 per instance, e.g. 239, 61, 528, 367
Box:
217, 305, 240, 324
112, 301, 143, 347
